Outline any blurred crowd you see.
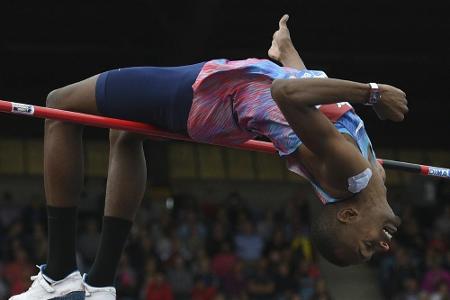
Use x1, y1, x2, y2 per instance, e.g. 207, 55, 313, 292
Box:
373, 191, 450, 300
1, 182, 449, 300
0, 191, 332, 300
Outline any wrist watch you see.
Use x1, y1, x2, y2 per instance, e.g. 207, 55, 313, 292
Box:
365, 82, 381, 106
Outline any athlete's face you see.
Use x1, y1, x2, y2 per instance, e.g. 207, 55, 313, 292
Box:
338, 209, 401, 265
335, 176, 401, 265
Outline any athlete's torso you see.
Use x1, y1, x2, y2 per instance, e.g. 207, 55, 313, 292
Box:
188, 58, 374, 204
188, 58, 352, 150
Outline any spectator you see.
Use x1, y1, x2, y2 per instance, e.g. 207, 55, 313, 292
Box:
193, 257, 219, 289
3, 247, 33, 296
291, 227, 314, 263
166, 255, 194, 299
429, 280, 449, 300
144, 272, 174, 300
393, 277, 421, 300
127, 231, 158, 272
31, 222, 47, 263
5, 223, 27, 250
177, 210, 207, 242
215, 207, 232, 236
246, 258, 275, 300
264, 228, 288, 255
296, 260, 319, 300
115, 254, 138, 299
185, 229, 206, 262
155, 229, 172, 263
211, 242, 237, 280
191, 275, 218, 300
273, 262, 297, 300
257, 209, 275, 242
143, 257, 159, 279
0, 192, 21, 229
310, 278, 333, 300
396, 208, 426, 251
421, 256, 450, 294
206, 222, 231, 256
167, 235, 193, 263
426, 232, 448, 256
234, 221, 264, 262
381, 247, 421, 298
78, 218, 100, 266
222, 260, 248, 299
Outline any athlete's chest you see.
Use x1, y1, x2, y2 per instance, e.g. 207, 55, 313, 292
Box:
296, 134, 366, 199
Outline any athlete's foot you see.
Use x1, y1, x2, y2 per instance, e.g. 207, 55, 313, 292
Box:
82, 275, 116, 299
9, 265, 85, 300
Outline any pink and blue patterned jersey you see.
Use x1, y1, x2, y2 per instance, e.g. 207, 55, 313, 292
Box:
187, 58, 352, 156
187, 58, 376, 204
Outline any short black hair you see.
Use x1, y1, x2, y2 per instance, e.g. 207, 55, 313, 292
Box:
310, 208, 349, 267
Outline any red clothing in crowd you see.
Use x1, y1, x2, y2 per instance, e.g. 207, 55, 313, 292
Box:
211, 253, 237, 278
191, 286, 217, 300
146, 280, 174, 300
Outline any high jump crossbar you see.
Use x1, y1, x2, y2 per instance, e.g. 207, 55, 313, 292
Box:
0, 99, 449, 180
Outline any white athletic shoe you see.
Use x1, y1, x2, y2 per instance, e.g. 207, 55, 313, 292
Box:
82, 275, 116, 299
9, 265, 85, 300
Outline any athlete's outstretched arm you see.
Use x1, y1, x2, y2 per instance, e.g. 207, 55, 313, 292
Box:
268, 15, 306, 70
271, 78, 408, 189
273, 78, 408, 123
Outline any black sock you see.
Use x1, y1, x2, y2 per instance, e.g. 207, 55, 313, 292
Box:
45, 206, 78, 280
86, 216, 132, 287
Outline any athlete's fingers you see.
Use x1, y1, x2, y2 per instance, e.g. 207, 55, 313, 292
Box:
394, 108, 406, 121
279, 14, 289, 28
395, 87, 406, 97
403, 104, 409, 114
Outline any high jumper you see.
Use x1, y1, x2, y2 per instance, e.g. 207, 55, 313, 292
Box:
8, 14, 412, 300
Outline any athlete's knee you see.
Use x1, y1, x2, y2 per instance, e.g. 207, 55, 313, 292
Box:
46, 87, 71, 109
109, 130, 145, 147
45, 87, 84, 132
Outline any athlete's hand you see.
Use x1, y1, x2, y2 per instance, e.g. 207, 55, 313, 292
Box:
268, 14, 295, 62
373, 85, 408, 122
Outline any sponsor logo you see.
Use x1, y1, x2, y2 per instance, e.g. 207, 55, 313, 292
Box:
429, 167, 450, 178
336, 102, 351, 108
11, 103, 35, 115
298, 70, 328, 79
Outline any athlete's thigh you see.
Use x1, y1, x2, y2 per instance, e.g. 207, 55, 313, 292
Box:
48, 74, 99, 115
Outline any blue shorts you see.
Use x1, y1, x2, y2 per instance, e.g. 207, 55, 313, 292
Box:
95, 62, 205, 133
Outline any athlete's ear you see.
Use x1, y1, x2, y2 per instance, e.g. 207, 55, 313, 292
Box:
336, 207, 359, 223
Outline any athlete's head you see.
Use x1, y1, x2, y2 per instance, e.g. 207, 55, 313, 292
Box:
310, 168, 401, 266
